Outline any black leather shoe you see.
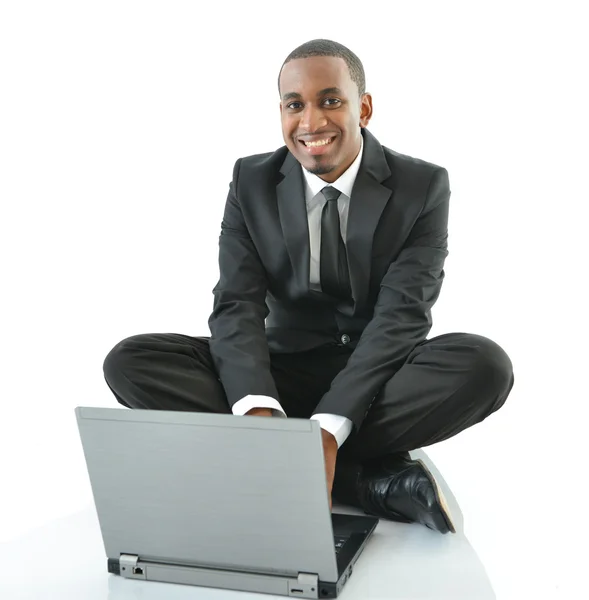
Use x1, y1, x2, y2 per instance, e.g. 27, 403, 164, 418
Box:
357, 453, 456, 534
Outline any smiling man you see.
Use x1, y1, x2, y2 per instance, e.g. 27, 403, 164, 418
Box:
103, 39, 515, 534
279, 56, 371, 182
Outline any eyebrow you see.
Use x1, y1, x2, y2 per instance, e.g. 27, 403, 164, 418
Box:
282, 87, 343, 102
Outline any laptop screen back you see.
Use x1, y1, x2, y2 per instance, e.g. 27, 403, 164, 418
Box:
75, 407, 339, 582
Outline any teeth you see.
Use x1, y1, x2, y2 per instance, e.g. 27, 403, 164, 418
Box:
304, 138, 332, 147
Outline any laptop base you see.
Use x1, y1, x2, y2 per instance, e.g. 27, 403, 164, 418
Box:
108, 554, 331, 598
106, 512, 378, 599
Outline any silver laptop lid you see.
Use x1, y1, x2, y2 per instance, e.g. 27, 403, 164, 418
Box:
75, 407, 339, 582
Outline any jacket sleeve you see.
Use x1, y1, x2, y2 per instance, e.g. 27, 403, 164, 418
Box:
208, 159, 280, 408
313, 167, 451, 433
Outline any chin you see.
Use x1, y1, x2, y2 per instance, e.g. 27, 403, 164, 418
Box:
306, 163, 335, 176
296, 153, 336, 176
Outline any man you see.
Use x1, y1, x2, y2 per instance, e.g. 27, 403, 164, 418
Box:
103, 39, 514, 535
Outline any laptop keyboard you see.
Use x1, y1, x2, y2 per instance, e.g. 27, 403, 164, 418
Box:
334, 536, 348, 554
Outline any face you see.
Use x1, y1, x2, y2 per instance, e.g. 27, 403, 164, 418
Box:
279, 56, 372, 183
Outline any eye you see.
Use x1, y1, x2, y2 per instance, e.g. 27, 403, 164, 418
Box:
286, 101, 303, 110
323, 98, 341, 107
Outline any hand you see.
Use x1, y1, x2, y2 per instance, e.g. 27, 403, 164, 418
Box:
321, 429, 338, 511
244, 407, 274, 417
245, 410, 337, 509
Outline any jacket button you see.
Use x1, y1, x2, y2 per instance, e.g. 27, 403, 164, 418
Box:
340, 334, 350, 344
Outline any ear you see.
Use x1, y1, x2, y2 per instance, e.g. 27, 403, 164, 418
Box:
359, 93, 373, 128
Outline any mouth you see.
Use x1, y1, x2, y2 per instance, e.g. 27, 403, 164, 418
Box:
297, 135, 337, 156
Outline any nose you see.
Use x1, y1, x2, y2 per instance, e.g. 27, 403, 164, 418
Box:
299, 104, 327, 132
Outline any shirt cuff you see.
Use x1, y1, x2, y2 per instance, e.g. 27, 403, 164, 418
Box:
232, 395, 287, 418
310, 413, 353, 449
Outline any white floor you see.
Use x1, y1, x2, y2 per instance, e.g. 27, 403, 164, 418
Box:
0, 450, 496, 600
0, 507, 495, 600
2, 434, 587, 600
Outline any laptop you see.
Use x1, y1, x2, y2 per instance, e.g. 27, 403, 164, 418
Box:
75, 406, 379, 598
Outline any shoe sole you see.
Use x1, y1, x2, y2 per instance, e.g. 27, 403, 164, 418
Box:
416, 459, 456, 534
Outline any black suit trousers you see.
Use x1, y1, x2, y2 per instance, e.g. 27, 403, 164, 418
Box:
102, 331, 514, 463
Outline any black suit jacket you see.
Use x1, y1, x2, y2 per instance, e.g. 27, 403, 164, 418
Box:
208, 128, 450, 433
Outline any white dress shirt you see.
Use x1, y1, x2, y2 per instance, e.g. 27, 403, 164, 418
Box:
231, 138, 365, 448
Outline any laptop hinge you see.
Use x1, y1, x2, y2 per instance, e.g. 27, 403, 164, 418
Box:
119, 554, 146, 579
288, 572, 319, 598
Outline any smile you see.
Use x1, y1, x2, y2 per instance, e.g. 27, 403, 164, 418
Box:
298, 136, 337, 156
302, 137, 333, 147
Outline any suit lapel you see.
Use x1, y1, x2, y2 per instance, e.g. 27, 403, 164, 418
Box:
276, 129, 393, 307
346, 129, 392, 308
277, 152, 310, 294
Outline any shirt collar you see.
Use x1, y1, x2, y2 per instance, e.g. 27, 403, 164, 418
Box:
301, 136, 364, 200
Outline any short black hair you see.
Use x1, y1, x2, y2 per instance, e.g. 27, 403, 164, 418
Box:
278, 39, 366, 96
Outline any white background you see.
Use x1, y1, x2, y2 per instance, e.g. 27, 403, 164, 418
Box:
1, 1, 587, 598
